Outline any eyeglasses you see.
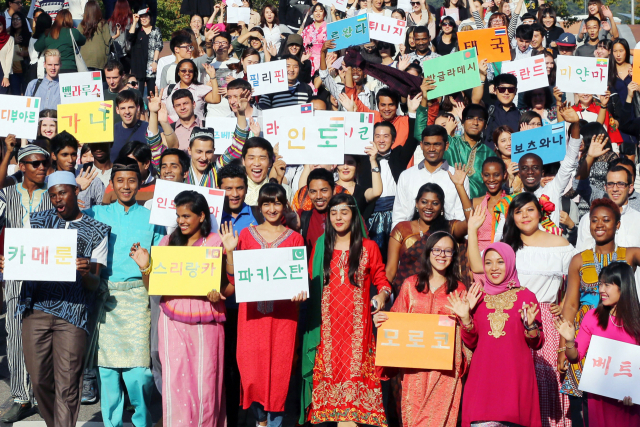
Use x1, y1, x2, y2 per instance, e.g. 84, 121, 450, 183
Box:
496, 86, 517, 94
22, 160, 48, 168
605, 181, 629, 189
213, 41, 229, 46
441, 21, 454, 27
179, 68, 194, 74
431, 248, 455, 257
179, 44, 194, 51
410, 2, 420, 4
127, 80, 138, 87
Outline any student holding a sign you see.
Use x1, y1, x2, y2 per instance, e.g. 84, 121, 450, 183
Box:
555, 262, 640, 425
257, 55, 313, 109
221, 183, 306, 427
373, 231, 475, 427
17, 171, 110, 427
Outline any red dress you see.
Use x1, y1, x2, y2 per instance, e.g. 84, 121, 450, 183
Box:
309, 239, 392, 426
461, 287, 544, 427
230, 226, 304, 412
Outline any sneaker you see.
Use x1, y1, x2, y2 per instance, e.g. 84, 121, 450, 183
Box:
81, 369, 99, 404
1, 401, 32, 423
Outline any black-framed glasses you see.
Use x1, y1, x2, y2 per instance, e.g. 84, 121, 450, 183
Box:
22, 160, 49, 168
605, 181, 629, 189
431, 248, 455, 257
179, 44, 194, 51
496, 86, 517, 94
410, 2, 420, 4
127, 80, 139, 87
441, 21, 454, 27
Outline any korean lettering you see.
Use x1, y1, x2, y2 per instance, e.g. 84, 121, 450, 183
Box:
89, 103, 112, 131
407, 330, 425, 348
355, 22, 366, 34
257, 267, 270, 281
261, 72, 272, 84
575, 67, 590, 82
239, 267, 254, 282
249, 73, 259, 87
288, 127, 305, 149
170, 262, 183, 275
514, 144, 525, 155
462, 40, 477, 50
8, 246, 25, 264
490, 37, 505, 53
527, 140, 537, 151
613, 361, 632, 377
380, 329, 400, 346
519, 67, 530, 80
289, 264, 304, 279
32, 246, 49, 265
274, 70, 285, 83
431, 332, 450, 349
185, 262, 199, 278
592, 356, 612, 375
156, 197, 176, 210
55, 247, 72, 265
539, 137, 550, 149
318, 125, 340, 148
153, 262, 168, 274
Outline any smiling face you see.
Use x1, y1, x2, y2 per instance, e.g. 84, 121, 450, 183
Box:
330, 204, 353, 234
337, 155, 357, 182
116, 99, 138, 126
173, 96, 195, 120
413, 31, 430, 54
20, 154, 49, 185
513, 201, 541, 234
261, 198, 284, 224
484, 249, 506, 285
430, 235, 454, 272
178, 62, 195, 85
421, 136, 448, 166
530, 89, 546, 109
463, 114, 486, 138
373, 124, 394, 154
176, 204, 204, 236
482, 162, 506, 195
190, 15, 203, 33
542, 14, 554, 27
378, 96, 397, 121
588, 2, 598, 14
313, 5, 325, 21
286, 58, 300, 84
545, 55, 554, 74
526, 116, 542, 128
495, 131, 511, 157
595, 44, 611, 58
496, 83, 516, 105
220, 177, 247, 212
518, 156, 542, 191
531, 30, 543, 49
578, 93, 594, 106
49, 184, 78, 219
243, 147, 270, 183
160, 154, 186, 182
112, 170, 139, 205
189, 139, 214, 174
599, 281, 621, 307
605, 170, 633, 207
416, 191, 442, 223
39, 118, 57, 138
308, 178, 332, 212
590, 205, 619, 244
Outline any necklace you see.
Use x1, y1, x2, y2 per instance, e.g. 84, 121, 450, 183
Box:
610, 314, 622, 328
592, 244, 617, 276
417, 220, 428, 238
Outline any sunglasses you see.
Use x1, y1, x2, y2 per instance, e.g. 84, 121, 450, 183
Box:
441, 21, 454, 27
128, 80, 138, 87
496, 86, 517, 94
22, 160, 48, 168
179, 68, 194, 74
410, 1, 420, 4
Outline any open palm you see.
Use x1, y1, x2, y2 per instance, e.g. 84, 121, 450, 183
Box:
220, 222, 239, 252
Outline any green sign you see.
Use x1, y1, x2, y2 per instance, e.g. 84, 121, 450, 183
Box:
422, 48, 482, 100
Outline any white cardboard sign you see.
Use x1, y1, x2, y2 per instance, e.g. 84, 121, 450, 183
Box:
204, 116, 238, 154
277, 116, 345, 165
556, 56, 609, 95
0, 95, 40, 139
4, 229, 77, 282
149, 180, 225, 229
368, 14, 407, 45
262, 103, 314, 141
501, 56, 549, 93
246, 60, 289, 96
227, 6, 251, 23
59, 71, 104, 104
315, 111, 374, 155
234, 246, 309, 302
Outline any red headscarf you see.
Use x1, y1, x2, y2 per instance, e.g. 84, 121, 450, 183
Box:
482, 242, 521, 295
0, 17, 9, 51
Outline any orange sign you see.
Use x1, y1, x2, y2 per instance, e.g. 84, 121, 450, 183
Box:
457, 27, 510, 64
375, 312, 456, 370
633, 50, 640, 85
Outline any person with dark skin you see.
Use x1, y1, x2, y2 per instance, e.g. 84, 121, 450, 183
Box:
88, 143, 113, 188
408, 26, 440, 63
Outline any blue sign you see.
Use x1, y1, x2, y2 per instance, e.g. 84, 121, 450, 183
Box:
511, 122, 566, 164
327, 14, 370, 52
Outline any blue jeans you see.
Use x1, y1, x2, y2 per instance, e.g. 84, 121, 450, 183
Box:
250, 402, 284, 427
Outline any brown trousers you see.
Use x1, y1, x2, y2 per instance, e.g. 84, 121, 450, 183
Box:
22, 309, 87, 427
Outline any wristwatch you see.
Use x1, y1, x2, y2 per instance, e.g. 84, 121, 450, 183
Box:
371, 166, 380, 173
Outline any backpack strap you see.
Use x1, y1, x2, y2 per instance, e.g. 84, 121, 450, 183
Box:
300, 210, 313, 240
32, 79, 43, 96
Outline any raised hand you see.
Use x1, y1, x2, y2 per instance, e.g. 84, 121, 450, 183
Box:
325, 51, 338, 66
205, 26, 220, 42
420, 78, 436, 100
451, 101, 465, 121
553, 86, 563, 104
559, 101, 580, 123
76, 166, 99, 191
601, 5, 613, 18
129, 242, 150, 269
202, 62, 217, 78
479, 58, 488, 77
265, 42, 278, 57
406, 92, 423, 113
148, 90, 161, 113
468, 205, 487, 233
364, 143, 378, 163
338, 92, 356, 112
520, 122, 535, 132
553, 315, 577, 342
4, 134, 17, 152
158, 102, 169, 123
373, 311, 388, 328
272, 154, 287, 182
519, 302, 540, 329
599, 90, 610, 108
466, 282, 484, 310
322, 39, 337, 52
445, 290, 472, 322
249, 117, 261, 135
443, 116, 457, 135
448, 162, 468, 186
220, 221, 239, 253
587, 133, 610, 159
397, 54, 411, 71
237, 88, 252, 114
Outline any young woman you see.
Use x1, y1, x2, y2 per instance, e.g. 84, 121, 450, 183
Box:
369, 0, 393, 17
436, 0, 468, 29
557, 199, 640, 426
0, 16, 15, 94
346, 0, 368, 18
131, 191, 227, 426
126, 10, 162, 95
301, 4, 327, 76
374, 231, 475, 427
230, 47, 261, 79
595, 38, 613, 58
234, 27, 266, 61
434, 16, 457, 56
539, 5, 564, 48
190, 14, 204, 45
222, 183, 306, 427
386, 182, 470, 293
544, 49, 557, 86
449, 241, 544, 426
80, 143, 93, 164
300, 193, 390, 426
522, 87, 563, 125
555, 262, 640, 425
34, 10, 86, 73
78, 1, 112, 72
107, 0, 133, 68
160, 58, 220, 122
260, 5, 282, 55
407, 0, 435, 37
8, 13, 28, 95
577, 0, 618, 43
519, 110, 543, 129
335, 150, 382, 223
38, 109, 57, 139
378, 41, 396, 66
391, 8, 406, 20
610, 38, 632, 104
469, 193, 575, 427
491, 125, 522, 193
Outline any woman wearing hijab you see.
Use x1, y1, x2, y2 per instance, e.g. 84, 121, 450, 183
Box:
0, 16, 15, 94
447, 240, 544, 427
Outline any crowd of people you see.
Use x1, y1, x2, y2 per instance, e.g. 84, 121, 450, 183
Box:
0, 0, 639, 426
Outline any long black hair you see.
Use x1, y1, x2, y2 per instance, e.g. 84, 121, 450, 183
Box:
416, 231, 460, 293
501, 192, 542, 253
597, 263, 640, 345
257, 183, 291, 218
168, 191, 212, 246
323, 194, 364, 287
174, 58, 201, 86
412, 183, 449, 233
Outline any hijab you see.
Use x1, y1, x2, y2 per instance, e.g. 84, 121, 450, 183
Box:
0, 17, 10, 51
482, 242, 521, 295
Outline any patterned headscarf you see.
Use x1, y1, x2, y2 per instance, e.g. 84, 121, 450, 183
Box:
482, 242, 521, 295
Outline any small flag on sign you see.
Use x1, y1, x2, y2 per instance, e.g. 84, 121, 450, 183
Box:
596, 58, 608, 67
534, 57, 544, 63
360, 113, 373, 123
301, 104, 313, 113
92, 71, 102, 80
494, 28, 507, 36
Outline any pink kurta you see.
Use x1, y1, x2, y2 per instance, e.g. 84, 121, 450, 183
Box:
573, 310, 640, 426
301, 21, 327, 75
461, 287, 544, 427
390, 276, 470, 427
473, 194, 495, 284
229, 226, 304, 412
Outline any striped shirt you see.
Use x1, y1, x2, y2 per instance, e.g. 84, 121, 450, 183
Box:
257, 81, 313, 110
0, 183, 54, 229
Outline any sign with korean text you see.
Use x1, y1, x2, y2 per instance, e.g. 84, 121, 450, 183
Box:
0, 95, 40, 139
579, 335, 640, 403
277, 116, 345, 164
501, 56, 549, 93
368, 14, 406, 45
149, 246, 223, 295
315, 111, 374, 155
59, 71, 104, 104
57, 101, 114, 143
457, 27, 510, 64
246, 60, 288, 96
319, 0, 348, 12
633, 50, 640, 85
556, 56, 608, 95
150, 180, 225, 229
227, 6, 251, 23
511, 122, 565, 164
234, 247, 309, 302
262, 103, 314, 140
327, 14, 370, 52
422, 49, 481, 100
375, 312, 456, 370
4, 229, 77, 282
204, 116, 237, 154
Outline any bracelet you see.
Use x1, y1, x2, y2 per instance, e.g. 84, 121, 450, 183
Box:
461, 319, 474, 331
524, 321, 539, 331
164, 131, 174, 137
227, 261, 234, 266
566, 340, 576, 349
140, 259, 153, 275
464, 207, 473, 212
557, 347, 566, 353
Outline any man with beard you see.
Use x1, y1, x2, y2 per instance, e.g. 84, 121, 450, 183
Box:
407, 26, 440, 64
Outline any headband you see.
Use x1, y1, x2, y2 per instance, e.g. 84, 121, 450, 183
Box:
39, 117, 57, 122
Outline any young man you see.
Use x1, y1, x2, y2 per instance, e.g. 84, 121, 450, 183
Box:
392, 125, 469, 228
25, 49, 61, 111
481, 73, 520, 148
104, 60, 129, 109
258, 55, 313, 110
575, 16, 601, 57
18, 171, 109, 427
205, 31, 241, 118
444, 104, 494, 198
158, 32, 215, 90
298, 168, 335, 253
556, 32, 577, 56
88, 143, 113, 187
112, 90, 149, 161
219, 162, 258, 230
0, 145, 54, 423
171, 89, 202, 150
103, 141, 156, 205
84, 157, 165, 427
575, 165, 640, 251
226, 78, 261, 123
51, 131, 105, 208
511, 24, 533, 60
242, 137, 293, 205
530, 23, 546, 56
407, 26, 440, 64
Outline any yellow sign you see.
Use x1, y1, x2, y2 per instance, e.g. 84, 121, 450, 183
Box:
148, 246, 223, 296
375, 312, 456, 370
57, 101, 114, 143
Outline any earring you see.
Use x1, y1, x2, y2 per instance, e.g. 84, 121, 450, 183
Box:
415, 207, 418, 212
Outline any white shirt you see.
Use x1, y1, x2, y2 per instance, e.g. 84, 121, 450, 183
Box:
576, 204, 640, 252
156, 55, 176, 89
261, 24, 282, 52
67, 0, 88, 19
516, 244, 575, 304
379, 158, 396, 198
392, 160, 469, 229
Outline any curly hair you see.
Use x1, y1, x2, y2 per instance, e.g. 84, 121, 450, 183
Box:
590, 198, 621, 224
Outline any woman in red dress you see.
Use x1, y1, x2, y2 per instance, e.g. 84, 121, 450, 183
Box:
221, 183, 307, 427
300, 193, 391, 427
